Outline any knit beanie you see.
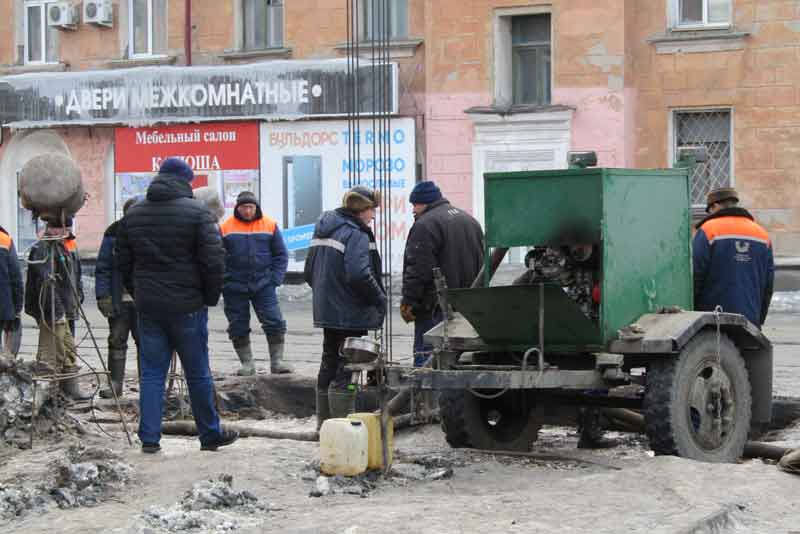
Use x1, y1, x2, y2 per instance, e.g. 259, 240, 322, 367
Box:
409, 181, 442, 205
159, 157, 194, 182
235, 191, 259, 209
342, 185, 381, 212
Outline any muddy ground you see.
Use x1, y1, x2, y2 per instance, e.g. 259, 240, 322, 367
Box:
0, 298, 799, 533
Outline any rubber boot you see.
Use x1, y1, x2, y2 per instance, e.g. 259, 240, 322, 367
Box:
234, 343, 256, 376
328, 386, 357, 419
100, 350, 126, 399
61, 366, 93, 401
267, 335, 293, 374
316, 388, 331, 431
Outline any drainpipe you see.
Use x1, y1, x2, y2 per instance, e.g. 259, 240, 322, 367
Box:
184, 0, 192, 66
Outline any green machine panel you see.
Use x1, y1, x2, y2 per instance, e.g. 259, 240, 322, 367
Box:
467, 167, 693, 350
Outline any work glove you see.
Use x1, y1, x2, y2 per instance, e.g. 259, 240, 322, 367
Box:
400, 303, 416, 324
97, 296, 114, 318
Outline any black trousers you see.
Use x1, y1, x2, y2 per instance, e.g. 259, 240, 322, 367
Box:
317, 328, 366, 391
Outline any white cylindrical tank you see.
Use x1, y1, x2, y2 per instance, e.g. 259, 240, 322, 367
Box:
319, 418, 369, 476
18, 153, 85, 224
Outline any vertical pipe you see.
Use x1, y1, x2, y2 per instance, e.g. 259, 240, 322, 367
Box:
184, 0, 192, 66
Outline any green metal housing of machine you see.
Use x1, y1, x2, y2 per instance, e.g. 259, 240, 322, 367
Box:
386, 161, 772, 463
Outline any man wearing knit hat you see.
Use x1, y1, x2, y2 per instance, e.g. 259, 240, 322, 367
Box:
117, 157, 237, 453
304, 185, 386, 428
220, 191, 291, 375
693, 186, 774, 327
401, 180, 484, 366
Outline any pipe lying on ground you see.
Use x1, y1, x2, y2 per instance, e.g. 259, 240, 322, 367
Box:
601, 408, 797, 462
160, 413, 425, 443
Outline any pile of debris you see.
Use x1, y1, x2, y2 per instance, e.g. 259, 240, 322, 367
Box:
140, 474, 270, 533
0, 445, 132, 522
0, 353, 85, 448
306, 456, 455, 498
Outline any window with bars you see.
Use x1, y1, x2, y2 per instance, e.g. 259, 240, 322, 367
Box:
130, 0, 167, 57
675, 0, 730, 28
359, 0, 408, 41
674, 110, 732, 206
24, 1, 58, 64
512, 14, 551, 106
243, 0, 284, 50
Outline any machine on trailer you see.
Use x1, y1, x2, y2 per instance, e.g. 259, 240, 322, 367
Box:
385, 157, 772, 463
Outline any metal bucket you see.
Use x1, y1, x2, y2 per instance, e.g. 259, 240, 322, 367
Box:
341, 336, 381, 364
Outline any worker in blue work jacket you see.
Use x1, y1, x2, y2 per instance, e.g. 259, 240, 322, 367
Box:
0, 225, 23, 354
693, 186, 775, 327
220, 191, 292, 375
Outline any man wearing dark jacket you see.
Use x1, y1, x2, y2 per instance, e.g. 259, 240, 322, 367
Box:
693, 187, 774, 327
116, 157, 237, 453
95, 197, 140, 399
304, 185, 386, 428
0, 226, 23, 354
401, 181, 484, 366
220, 191, 291, 375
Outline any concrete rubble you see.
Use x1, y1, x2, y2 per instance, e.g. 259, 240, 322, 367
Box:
0, 444, 132, 522
0, 353, 85, 449
138, 474, 270, 533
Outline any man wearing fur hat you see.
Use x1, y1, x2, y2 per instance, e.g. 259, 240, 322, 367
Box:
693, 186, 774, 327
304, 185, 386, 428
401, 180, 484, 366
220, 191, 291, 375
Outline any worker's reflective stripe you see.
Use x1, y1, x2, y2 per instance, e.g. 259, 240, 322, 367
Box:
369, 242, 377, 250
223, 231, 274, 237
310, 238, 346, 253
709, 234, 770, 246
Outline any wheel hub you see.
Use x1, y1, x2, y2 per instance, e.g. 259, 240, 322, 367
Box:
687, 360, 736, 450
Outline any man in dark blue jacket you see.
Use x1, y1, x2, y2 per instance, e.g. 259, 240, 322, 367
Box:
0, 226, 23, 354
95, 196, 140, 399
117, 158, 237, 453
693, 187, 774, 327
304, 185, 386, 428
220, 191, 290, 375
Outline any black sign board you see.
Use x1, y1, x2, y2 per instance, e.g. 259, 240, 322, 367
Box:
0, 59, 397, 128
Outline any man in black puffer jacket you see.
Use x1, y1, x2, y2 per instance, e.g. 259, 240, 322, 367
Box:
401, 181, 484, 366
116, 158, 237, 454
304, 185, 386, 428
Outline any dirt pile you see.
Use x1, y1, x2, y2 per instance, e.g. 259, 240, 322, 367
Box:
0, 354, 85, 448
138, 474, 270, 533
0, 445, 132, 522
306, 456, 455, 498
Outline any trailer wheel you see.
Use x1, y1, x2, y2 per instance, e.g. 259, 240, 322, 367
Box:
644, 331, 751, 463
439, 389, 540, 451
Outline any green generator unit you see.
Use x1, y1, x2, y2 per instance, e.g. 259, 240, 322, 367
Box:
386, 165, 773, 463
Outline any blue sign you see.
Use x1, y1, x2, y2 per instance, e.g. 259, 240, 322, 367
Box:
282, 223, 315, 252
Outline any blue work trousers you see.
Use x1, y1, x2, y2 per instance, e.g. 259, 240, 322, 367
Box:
224, 285, 286, 341
137, 308, 222, 446
413, 310, 443, 367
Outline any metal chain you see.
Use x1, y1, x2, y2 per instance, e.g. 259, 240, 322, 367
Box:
713, 305, 723, 365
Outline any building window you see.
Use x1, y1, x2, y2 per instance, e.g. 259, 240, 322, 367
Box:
674, 110, 732, 205
675, 0, 730, 28
242, 0, 284, 50
359, 0, 408, 41
24, 1, 58, 64
512, 14, 551, 106
129, 0, 167, 57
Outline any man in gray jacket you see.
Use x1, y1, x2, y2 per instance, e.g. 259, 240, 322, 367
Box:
304, 185, 386, 429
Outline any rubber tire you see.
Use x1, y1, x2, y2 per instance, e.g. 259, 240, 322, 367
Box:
439, 389, 541, 451
644, 331, 751, 463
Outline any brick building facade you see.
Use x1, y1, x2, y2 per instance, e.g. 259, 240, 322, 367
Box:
1, 0, 798, 260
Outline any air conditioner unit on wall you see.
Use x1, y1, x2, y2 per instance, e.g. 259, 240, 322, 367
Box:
84, 0, 113, 27
47, 2, 79, 30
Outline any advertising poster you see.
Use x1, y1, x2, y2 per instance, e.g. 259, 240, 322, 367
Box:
260, 118, 415, 272
114, 122, 260, 219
